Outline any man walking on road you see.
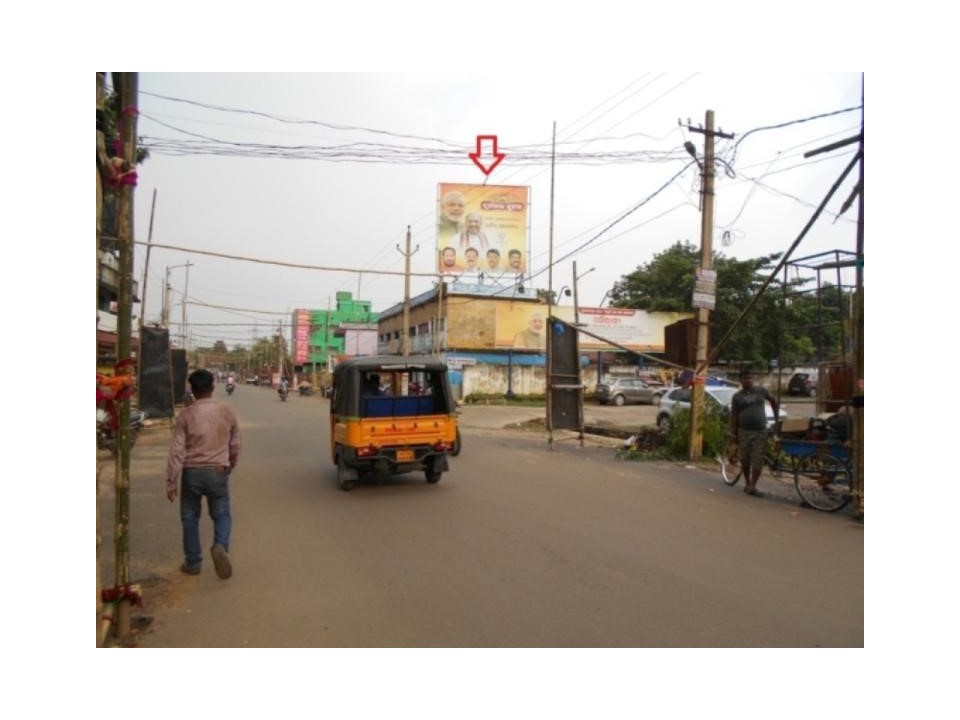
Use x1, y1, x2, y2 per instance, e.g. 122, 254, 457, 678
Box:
166, 369, 241, 579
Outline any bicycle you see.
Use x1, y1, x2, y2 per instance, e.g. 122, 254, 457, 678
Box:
717, 431, 794, 486
719, 433, 853, 513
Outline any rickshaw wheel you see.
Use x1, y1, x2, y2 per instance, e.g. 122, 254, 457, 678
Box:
450, 428, 462, 457
337, 454, 358, 491
425, 468, 442, 484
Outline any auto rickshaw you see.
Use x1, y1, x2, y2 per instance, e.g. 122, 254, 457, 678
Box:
329, 356, 458, 491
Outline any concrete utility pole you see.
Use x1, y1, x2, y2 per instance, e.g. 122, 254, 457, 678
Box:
277, 320, 285, 382
686, 110, 733, 461
181, 260, 192, 349
397, 226, 419, 356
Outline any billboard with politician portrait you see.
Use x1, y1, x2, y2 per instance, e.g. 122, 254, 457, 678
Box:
437, 183, 530, 278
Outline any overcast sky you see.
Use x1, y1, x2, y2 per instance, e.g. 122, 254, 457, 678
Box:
126, 72, 863, 348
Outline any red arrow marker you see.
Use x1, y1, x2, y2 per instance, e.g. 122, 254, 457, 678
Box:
469, 135, 505, 176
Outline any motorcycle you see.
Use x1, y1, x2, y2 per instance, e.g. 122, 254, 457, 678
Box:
226, 383, 235, 396
97, 407, 146, 454
278, 385, 289, 402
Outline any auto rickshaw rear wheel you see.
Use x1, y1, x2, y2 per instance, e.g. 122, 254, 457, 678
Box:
337, 453, 358, 491
425, 468, 442, 484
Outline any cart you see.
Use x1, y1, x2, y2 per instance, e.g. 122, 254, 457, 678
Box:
780, 437, 853, 512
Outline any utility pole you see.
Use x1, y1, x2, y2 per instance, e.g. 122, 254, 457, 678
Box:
686, 110, 733, 461
162, 266, 170, 327
277, 319, 285, 382
397, 226, 419, 356
852, 79, 865, 520
181, 260, 192, 350
547, 121, 557, 449
573, 261, 583, 447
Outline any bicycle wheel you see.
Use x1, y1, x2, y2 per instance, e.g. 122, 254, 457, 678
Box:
793, 452, 851, 512
717, 453, 742, 486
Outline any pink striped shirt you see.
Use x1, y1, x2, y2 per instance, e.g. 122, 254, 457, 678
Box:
166, 398, 241, 491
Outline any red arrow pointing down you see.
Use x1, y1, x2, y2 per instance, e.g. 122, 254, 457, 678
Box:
469, 135, 505, 176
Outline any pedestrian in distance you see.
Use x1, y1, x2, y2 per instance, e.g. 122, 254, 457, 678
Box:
166, 368, 241, 578
731, 368, 779, 497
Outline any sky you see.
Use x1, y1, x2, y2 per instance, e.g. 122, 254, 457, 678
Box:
125, 72, 864, 350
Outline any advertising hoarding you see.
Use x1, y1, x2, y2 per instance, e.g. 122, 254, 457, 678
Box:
293, 309, 311, 364
437, 183, 529, 278
493, 304, 693, 352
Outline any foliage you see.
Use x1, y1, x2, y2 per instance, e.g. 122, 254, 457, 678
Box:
607, 240, 853, 367
662, 404, 730, 459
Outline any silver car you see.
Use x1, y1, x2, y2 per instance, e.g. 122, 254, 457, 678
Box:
656, 386, 787, 430
595, 377, 665, 406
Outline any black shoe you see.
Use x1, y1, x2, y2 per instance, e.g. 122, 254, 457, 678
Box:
211, 545, 232, 579
180, 562, 201, 575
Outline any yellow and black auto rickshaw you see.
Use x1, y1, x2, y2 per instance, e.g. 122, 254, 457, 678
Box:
329, 356, 458, 491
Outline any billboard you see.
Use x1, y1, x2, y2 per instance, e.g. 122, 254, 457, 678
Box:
575, 308, 694, 353
437, 183, 529, 278
493, 304, 693, 352
293, 309, 311, 364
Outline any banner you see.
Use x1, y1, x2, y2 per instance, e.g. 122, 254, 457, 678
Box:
437, 183, 529, 278
493, 305, 693, 352
575, 308, 694, 352
293, 309, 311, 364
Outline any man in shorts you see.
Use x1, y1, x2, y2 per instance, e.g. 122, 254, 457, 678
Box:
731, 369, 779, 497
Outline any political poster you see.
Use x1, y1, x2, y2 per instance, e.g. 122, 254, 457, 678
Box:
437, 183, 529, 277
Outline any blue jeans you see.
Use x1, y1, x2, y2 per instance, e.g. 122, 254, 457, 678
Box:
180, 467, 231, 567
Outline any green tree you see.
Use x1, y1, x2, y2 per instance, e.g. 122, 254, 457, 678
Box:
783, 281, 852, 364
608, 240, 787, 367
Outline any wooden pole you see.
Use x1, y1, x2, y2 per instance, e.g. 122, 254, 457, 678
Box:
113, 71, 138, 639
95, 71, 106, 647
689, 110, 717, 461
573, 261, 584, 447
852, 78, 865, 520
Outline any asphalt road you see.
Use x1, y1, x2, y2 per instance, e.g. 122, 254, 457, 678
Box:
98, 387, 861, 647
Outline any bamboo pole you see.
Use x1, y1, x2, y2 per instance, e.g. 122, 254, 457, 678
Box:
113, 71, 139, 640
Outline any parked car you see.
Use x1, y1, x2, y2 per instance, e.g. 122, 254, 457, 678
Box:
787, 372, 817, 397
595, 377, 666, 406
656, 386, 787, 431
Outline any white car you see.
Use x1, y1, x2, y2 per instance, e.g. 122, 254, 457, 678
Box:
656, 386, 786, 431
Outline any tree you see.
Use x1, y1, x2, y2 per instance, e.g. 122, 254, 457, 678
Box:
608, 240, 788, 367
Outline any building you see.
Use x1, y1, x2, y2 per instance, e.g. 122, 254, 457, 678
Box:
376, 280, 692, 398
291, 292, 379, 374
97, 209, 140, 372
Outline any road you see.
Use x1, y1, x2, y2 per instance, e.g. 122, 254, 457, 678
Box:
99, 387, 861, 647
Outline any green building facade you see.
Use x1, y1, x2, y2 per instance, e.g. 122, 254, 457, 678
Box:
293, 291, 379, 368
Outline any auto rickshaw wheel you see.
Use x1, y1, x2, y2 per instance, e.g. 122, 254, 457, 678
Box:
425, 468, 442, 484
337, 453, 358, 491
451, 428, 462, 457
